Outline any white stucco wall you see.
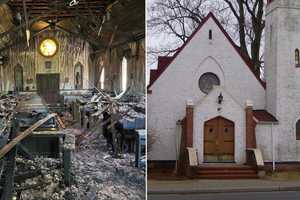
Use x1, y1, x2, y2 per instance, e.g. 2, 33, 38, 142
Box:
148, 16, 266, 161
256, 123, 276, 162
265, 0, 300, 162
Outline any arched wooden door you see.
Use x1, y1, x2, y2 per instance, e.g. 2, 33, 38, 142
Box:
204, 116, 234, 163
14, 65, 24, 92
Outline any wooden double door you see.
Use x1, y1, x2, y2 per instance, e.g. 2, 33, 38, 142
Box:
204, 116, 235, 163
36, 73, 60, 104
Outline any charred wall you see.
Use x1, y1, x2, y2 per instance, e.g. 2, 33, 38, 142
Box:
0, 30, 145, 95
0, 30, 91, 92
93, 39, 145, 95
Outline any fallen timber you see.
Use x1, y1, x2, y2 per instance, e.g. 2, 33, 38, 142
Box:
0, 88, 145, 199
77, 84, 145, 158
0, 93, 76, 199
0, 113, 57, 160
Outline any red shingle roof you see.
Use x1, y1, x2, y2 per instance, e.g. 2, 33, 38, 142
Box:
253, 110, 278, 122
149, 56, 173, 86
147, 12, 266, 93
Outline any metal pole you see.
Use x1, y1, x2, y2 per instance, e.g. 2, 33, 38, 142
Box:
175, 121, 181, 172
271, 123, 275, 172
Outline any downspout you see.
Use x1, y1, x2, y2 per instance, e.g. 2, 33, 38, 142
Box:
175, 120, 182, 173
271, 122, 276, 172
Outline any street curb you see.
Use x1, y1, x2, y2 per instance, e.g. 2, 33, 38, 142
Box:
148, 186, 300, 195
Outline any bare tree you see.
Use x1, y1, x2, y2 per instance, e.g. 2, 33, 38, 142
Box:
224, 0, 265, 75
147, 0, 266, 76
147, 0, 224, 67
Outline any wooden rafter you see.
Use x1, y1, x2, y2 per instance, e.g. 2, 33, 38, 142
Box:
7, 0, 110, 19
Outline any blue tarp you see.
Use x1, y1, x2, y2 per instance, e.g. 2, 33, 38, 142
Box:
121, 117, 145, 130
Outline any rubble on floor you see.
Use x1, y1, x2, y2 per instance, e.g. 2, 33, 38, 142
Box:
0, 91, 145, 200
16, 128, 145, 200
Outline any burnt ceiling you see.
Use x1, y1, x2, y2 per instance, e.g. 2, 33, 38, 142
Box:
0, 0, 145, 51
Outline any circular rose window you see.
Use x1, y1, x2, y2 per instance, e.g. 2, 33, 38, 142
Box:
198, 72, 220, 94
39, 38, 58, 57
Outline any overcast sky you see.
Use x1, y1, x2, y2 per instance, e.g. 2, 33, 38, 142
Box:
145, 0, 268, 84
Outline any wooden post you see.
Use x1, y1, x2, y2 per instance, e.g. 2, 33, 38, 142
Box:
1, 117, 19, 200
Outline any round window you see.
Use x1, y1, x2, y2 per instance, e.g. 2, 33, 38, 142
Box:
39, 38, 58, 57
198, 72, 220, 94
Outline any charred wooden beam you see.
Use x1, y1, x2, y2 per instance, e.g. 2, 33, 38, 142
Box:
14, 169, 42, 183
0, 113, 57, 159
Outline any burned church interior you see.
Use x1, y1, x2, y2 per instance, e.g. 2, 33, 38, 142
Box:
0, 0, 145, 199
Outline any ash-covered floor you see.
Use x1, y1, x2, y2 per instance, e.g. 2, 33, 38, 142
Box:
0, 92, 145, 200
16, 126, 145, 200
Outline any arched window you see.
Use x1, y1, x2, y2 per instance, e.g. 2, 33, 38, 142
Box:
14, 64, 23, 92
74, 62, 83, 89
295, 49, 300, 67
296, 120, 300, 140
121, 57, 128, 92
209, 30, 213, 40
100, 67, 105, 90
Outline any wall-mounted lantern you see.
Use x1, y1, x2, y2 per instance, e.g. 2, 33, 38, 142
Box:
218, 93, 223, 104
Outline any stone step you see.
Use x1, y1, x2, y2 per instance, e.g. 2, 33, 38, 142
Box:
196, 169, 257, 175
195, 173, 258, 179
192, 164, 259, 179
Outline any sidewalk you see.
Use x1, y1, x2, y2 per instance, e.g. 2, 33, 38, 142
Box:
148, 179, 300, 194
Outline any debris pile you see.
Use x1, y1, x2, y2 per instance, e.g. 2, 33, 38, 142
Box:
72, 128, 145, 200
15, 128, 145, 200
0, 94, 18, 131
0, 90, 146, 200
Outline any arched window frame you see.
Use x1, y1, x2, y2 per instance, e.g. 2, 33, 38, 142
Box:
100, 67, 105, 90
121, 56, 128, 92
74, 62, 83, 89
198, 72, 221, 94
14, 64, 24, 92
295, 49, 300, 67
296, 119, 300, 140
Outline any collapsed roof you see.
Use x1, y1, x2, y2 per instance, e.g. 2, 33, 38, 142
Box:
0, 0, 145, 51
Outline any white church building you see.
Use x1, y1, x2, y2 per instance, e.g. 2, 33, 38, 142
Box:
148, 0, 300, 178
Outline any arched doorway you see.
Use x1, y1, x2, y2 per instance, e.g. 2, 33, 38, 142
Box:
14, 64, 24, 92
204, 116, 234, 163
74, 62, 83, 89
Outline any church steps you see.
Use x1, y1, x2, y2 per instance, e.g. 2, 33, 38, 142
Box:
191, 165, 259, 179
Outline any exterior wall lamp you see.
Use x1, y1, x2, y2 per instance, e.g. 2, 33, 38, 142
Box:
218, 93, 223, 104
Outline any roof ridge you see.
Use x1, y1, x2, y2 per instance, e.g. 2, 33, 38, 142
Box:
148, 12, 266, 93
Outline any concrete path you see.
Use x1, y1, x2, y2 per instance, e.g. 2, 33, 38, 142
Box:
148, 179, 300, 194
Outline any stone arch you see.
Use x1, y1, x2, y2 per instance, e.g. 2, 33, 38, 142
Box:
195, 56, 225, 82
191, 56, 225, 96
